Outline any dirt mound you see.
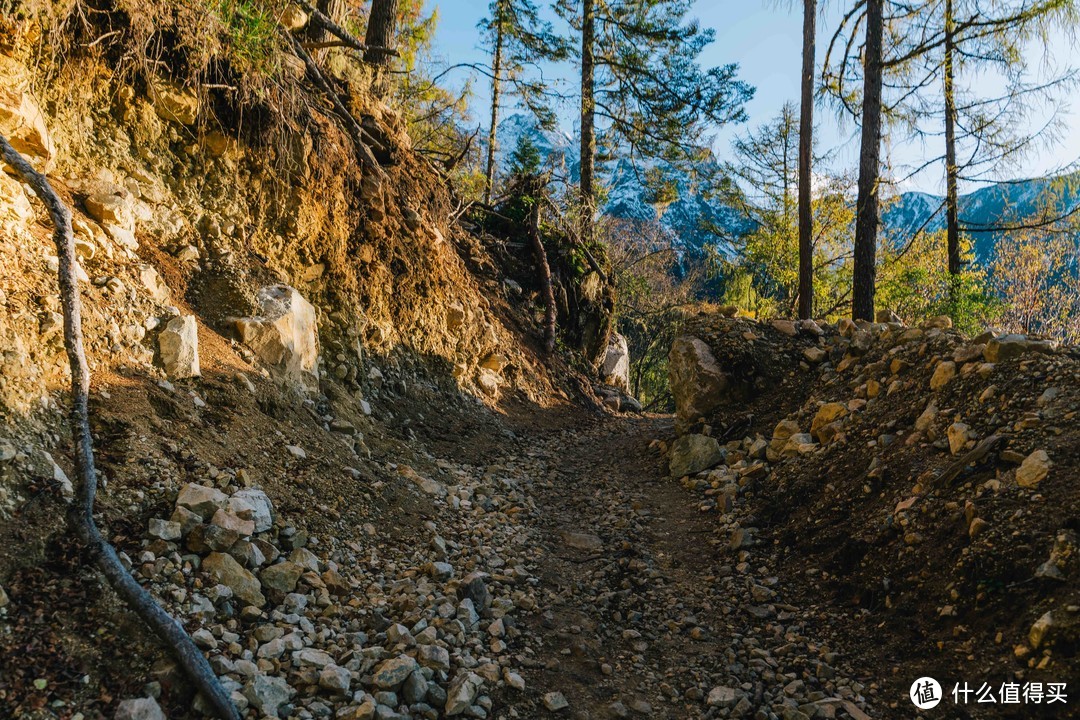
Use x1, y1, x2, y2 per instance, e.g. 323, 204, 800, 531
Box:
668, 310, 1079, 718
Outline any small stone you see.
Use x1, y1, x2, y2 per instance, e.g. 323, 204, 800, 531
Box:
115, 697, 166, 720
669, 434, 724, 477
947, 422, 971, 455
203, 552, 265, 607
444, 672, 483, 716
176, 483, 228, 520
147, 518, 181, 541
1016, 450, 1050, 488
930, 361, 956, 391
243, 674, 293, 718
229, 489, 274, 533
260, 561, 304, 594
318, 664, 351, 693
372, 655, 419, 690
543, 692, 569, 711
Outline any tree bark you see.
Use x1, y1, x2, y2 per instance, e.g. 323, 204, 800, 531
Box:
852, 0, 884, 321
0, 136, 240, 720
527, 180, 557, 354
579, 0, 597, 244
943, 0, 962, 278
364, 0, 400, 98
797, 0, 816, 320
484, 0, 507, 205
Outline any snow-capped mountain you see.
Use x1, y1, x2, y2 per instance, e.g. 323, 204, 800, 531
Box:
493, 113, 1078, 264
493, 114, 750, 257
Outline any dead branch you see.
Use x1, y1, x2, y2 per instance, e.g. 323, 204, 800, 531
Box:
0, 135, 241, 720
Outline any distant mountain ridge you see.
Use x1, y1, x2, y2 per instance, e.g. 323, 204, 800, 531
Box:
493, 113, 1079, 263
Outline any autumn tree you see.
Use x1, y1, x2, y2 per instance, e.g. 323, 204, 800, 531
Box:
554, 0, 753, 243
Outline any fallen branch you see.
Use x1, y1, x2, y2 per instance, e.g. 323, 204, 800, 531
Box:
296, 2, 398, 57
0, 135, 241, 720
283, 29, 387, 179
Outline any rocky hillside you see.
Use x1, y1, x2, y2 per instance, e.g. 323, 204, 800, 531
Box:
665, 310, 1079, 718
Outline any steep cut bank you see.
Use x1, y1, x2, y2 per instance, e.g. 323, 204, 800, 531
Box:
0, 7, 626, 719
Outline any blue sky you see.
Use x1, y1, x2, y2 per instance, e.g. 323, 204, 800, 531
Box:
427, 1, 1079, 194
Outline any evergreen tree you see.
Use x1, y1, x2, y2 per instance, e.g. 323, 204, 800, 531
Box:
509, 132, 543, 176
365, 0, 400, 98
554, 0, 754, 243
798, 0, 817, 319
479, 0, 564, 204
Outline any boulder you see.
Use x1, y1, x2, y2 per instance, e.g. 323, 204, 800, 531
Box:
203, 552, 265, 607
84, 190, 135, 229
139, 265, 170, 303
235, 285, 319, 389
669, 336, 730, 433
669, 434, 724, 477
601, 332, 630, 391
445, 672, 484, 716
158, 315, 200, 379
372, 655, 420, 690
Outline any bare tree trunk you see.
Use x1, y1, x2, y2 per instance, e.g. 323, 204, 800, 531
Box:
484, 0, 507, 205
364, 0, 400, 98
0, 136, 240, 720
527, 179, 557, 354
797, 0, 816, 320
579, 0, 597, 244
852, 0, 884, 321
944, 0, 962, 279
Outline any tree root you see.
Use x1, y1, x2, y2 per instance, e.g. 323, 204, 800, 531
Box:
0, 136, 242, 720
283, 28, 389, 179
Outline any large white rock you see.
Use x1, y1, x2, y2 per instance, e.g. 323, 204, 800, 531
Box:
601, 332, 630, 390
158, 315, 200, 379
669, 336, 730, 434
235, 285, 319, 388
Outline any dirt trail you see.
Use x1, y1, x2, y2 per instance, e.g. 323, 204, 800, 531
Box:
496, 413, 876, 720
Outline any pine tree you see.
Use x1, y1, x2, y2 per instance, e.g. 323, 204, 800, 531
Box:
797, 0, 817, 319
365, 0, 400, 98
555, 0, 753, 243
852, 0, 884, 321
479, 0, 564, 204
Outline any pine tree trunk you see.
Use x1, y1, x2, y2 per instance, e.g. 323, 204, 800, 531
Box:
579, 0, 597, 244
944, 0, 962, 278
797, 0, 816, 320
364, 0, 399, 98
484, 0, 506, 206
852, 0, 884, 321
